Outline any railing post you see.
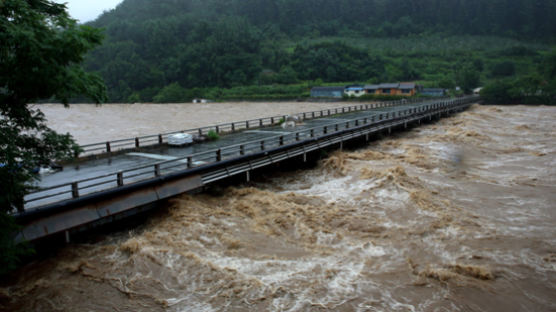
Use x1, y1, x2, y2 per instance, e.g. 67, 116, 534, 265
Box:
106, 142, 111, 153
271, 117, 274, 124
71, 182, 79, 198
335, 123, 339, 131
259, 119, 263, 127
135, 137, 140, 148
279, 136, 284, 146
240, 145, 245, 155
246, 121, 249, 129
117, 171, 123, 187
231, 123, 235, 132
355, 119, 359, 126
327, 109, 331, 115
323, 126, 328, 134
303, 112, 306, 119
216, 149, 222, 161
260, 140, 265, 151
187, 156, 192, 168
312, 112, 315, 118
198, 128, 203, 136
154, 164, 160, 177
310, 129, 314, 138
158, 134, 163, 144
216, 126, 220, 134
296, 133, 300, 141
346, 121, 350, 129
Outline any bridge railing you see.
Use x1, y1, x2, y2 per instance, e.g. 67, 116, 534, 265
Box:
22, 96, 477, 210
78, 97, 446, 157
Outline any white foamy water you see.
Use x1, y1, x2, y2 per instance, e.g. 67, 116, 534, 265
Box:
2, 104, 555, 312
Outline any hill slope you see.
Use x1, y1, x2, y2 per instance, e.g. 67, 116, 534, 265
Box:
83, 0, 556, 102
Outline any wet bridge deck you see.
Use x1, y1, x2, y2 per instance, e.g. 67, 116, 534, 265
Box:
14, 96, 479, 242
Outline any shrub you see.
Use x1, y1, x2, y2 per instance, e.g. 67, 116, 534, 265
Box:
480, 79, 521, 104
207, 130, 220, 141
153, 82, 187, 103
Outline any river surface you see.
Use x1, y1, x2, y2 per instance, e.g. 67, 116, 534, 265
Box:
35, 102, 346, 145
1, 103, 555, 311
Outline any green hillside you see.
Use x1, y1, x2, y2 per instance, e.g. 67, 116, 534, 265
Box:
83, 0, 556, 103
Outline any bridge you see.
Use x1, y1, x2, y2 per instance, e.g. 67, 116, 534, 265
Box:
13, 96, 479, 243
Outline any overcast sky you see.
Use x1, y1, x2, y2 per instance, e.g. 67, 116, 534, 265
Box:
53, 0, 124, 23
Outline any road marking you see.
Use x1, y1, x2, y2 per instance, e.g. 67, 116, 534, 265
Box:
128, 152, 180, 161
128, 152, 206, 166
245, 130, 292, 135
314, 118, 352, 122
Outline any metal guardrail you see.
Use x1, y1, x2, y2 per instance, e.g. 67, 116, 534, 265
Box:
78, 97, 446, 156
22, 96, 477, 210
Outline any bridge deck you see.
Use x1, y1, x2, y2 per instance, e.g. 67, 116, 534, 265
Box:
24, 104, 422, 209
15, 96, 479, 243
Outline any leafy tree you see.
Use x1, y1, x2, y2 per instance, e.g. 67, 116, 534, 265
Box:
0, 0, 106, 273
490, 61, 516, 77
457, 66, 480, 94
291, 41, 383, 82
480, 79, 520, 104
153, 82, 187, 103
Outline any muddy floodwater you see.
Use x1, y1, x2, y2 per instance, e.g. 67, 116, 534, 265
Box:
1, 104, 556, 311
36, 102, 346, 145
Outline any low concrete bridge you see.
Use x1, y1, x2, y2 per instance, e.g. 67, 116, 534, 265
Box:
14, 96, 479, 243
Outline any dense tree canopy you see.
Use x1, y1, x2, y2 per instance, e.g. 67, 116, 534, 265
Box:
83, 0, 556, 102
0, 0, 106, 273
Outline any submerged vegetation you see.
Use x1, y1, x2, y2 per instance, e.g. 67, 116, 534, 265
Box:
82, 0, 556, 103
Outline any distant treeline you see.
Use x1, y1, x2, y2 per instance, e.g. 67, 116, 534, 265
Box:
81, 0, 556, 103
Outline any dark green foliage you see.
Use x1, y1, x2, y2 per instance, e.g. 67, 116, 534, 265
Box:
206, 130, 220, 141
153, 83, 187, 103
480, 79, 521, 104
0, 214, 33, 275
491, 61, 516, 77
481, 50, 556, 105
457, 67, 481, 94
291, 42, 384, 82
82, 0, 556, 102
0, 0, 106, 272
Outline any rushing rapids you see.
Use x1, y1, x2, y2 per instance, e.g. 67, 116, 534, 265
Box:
1, 104, 555, 311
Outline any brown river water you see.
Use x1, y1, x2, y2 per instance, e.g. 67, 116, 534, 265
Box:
1, 103, 555, 311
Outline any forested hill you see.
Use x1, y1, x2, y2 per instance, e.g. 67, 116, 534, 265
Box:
84, 0, 556, 102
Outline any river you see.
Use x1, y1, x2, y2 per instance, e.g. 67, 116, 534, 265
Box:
1, 103, 555, 311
